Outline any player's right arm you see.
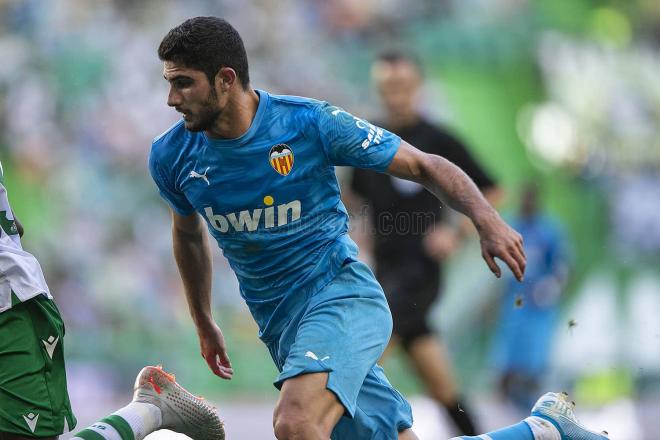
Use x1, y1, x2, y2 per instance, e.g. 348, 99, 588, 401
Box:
170, 209, 234, 380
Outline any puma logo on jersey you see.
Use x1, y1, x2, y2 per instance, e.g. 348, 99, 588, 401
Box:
190, 167, 210, 185
42, 336, 59, 359
305, 351, 330, 362
205, 198, 301, 233
23, 413, 39, 433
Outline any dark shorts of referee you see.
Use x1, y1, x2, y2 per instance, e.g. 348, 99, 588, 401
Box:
376, 259, 441, 349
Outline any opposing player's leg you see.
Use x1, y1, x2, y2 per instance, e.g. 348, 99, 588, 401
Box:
0, 296, 76, 439
72, 366, 225, 440
450, 392, 609, 440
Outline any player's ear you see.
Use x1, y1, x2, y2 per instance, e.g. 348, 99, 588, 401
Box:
216, 67, 237, 91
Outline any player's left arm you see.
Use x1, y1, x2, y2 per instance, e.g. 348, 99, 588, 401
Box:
12, 212, 24, 237
387, 141, 526, 281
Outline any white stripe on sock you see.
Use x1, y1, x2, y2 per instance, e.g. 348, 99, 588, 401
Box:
525, 416, 561, 440
113, 402, 162, 440
478, 435, 493, 440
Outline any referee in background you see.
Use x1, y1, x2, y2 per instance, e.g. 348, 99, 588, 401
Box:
348, 51, 502, 436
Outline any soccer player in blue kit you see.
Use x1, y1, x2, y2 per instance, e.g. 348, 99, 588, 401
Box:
149, 16, 609, 440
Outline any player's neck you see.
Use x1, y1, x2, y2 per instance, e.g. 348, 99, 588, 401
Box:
205, 89, 260, 140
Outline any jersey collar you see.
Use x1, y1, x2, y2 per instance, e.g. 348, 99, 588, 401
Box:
204, 89, 269, 148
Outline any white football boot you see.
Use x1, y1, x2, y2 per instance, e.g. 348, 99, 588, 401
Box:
531, 392, 609, 440
132, 365, 225, 440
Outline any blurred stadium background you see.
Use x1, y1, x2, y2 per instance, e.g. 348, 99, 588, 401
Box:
2, 0, 660, 438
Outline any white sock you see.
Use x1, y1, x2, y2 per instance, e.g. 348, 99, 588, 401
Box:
524, 416, 561, 440
113, 402, 163, 440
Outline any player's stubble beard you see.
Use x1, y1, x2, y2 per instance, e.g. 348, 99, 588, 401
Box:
185, 87, 223, 132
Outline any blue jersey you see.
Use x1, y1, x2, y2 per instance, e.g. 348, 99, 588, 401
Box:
149, 90, 400, 338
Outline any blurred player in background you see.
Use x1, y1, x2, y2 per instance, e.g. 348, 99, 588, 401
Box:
491, 183, 570, 412
149, 16, 608, 440
349, 50, 504, 436
0, 161, 224, 440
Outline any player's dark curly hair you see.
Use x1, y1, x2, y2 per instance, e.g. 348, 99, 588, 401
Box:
158, 16, 250, 90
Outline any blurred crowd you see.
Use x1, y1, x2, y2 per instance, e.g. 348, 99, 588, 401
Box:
2, 2, 660, 434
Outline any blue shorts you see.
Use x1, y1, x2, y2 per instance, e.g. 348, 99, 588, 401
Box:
264, 260, 413, 439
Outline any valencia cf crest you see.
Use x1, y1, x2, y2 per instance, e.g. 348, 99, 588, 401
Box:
269, 144, 294, 176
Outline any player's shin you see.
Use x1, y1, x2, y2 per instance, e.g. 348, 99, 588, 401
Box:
70, 402, 162, 440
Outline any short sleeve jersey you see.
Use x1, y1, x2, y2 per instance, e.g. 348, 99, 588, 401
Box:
149, 90, 400, 337
0, 161, 52, 313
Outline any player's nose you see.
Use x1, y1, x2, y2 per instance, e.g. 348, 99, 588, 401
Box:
167, 88, 182, 107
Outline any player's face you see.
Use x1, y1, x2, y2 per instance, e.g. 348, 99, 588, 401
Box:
163, 62, 222, 132
372, 60, 421, 118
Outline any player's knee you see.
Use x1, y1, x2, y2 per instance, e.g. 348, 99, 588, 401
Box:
273, 418, 309, 440
273, 409, 323, 440
273, 399, 305, 438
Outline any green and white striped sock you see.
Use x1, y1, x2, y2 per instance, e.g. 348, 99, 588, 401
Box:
71, 402, 162, 440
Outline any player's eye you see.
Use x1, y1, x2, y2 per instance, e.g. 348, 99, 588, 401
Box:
174, 79, 193, 89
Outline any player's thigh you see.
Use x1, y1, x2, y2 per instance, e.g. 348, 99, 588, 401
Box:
398, 429, 419, 440
273, 261, 394, 417
0, 297, 76, 438
274, 372, 344, 434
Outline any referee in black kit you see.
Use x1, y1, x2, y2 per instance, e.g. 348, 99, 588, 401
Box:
348, 51, 502, 436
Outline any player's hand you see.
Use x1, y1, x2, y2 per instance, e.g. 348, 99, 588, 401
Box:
196, 320, 234, 380
476, 212, 526, 281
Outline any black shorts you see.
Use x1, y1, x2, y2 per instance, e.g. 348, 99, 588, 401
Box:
375, 259, 441, 344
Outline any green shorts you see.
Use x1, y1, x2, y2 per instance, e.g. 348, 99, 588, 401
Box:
0, 294, 77, 437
